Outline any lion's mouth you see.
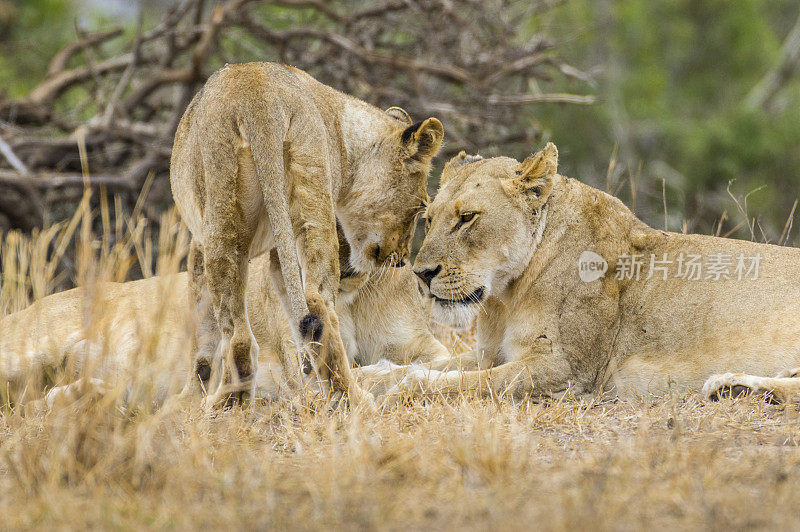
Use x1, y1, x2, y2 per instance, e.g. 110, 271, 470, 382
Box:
433, 287, 485, 306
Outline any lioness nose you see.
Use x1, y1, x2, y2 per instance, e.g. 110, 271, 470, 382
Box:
414, 265, 442, 287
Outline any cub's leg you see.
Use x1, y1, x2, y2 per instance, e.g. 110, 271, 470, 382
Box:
202, 228, 257, 408
179, 242, 220, 399
703, 372, 800, 404
198, 134, 260, 407
251, 118, 372, 409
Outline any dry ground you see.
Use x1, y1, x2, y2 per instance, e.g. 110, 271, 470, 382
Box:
2, 200, 800, 530
2, 387, 800, 529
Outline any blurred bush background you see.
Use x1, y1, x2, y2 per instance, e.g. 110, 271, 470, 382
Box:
1, 0, 799, 258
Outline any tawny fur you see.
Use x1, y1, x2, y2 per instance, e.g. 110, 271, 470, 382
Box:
170, 62, 443, 406
0, 253, 451, 409
402, 142, 800, 402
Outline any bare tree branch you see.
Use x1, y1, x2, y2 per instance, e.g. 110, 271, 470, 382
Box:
46, 28, 124, 78
271, 0, 407, 23
0, 135, 28, 174
236, 12, 472, 83
0, 0, 593, 235
487, 93, 597, 105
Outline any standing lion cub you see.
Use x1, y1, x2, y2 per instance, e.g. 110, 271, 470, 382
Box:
170, 62, 443, 407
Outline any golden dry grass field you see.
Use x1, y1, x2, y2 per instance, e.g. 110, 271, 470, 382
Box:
2, 193, 800, 530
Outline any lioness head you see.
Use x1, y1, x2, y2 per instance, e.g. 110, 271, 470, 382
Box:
413, 143, 558, 327
339, 109, 443, 273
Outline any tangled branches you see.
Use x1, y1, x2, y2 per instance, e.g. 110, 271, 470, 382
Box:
0, 0, 594, 232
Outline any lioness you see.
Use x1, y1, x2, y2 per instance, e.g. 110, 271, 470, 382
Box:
399, 142, 800, 401
171, 62, 443, 406
0, 251, 450, 410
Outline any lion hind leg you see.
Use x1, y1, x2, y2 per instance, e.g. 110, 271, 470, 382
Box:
247, 114, 371, 409
187, 123, 260, 409
304, 292, 376, 411
180, 241, 220, 400
201, 228, 258, 410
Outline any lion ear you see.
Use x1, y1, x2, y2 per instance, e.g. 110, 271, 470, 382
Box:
505, 142, 558, 208
401, 117, 444, 161
441, 151, 483, 186
385, 106, 412, 124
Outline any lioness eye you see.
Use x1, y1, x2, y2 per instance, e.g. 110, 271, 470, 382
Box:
453, 212, 477, 231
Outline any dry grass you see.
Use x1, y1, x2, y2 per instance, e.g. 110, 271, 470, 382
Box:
3, 391, 800, 529
2, 199, 800, 530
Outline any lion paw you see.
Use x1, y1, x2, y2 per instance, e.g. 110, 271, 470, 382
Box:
702, 373, 777, 403
385, 366, 443, 403
201, 383, 254, 411
702, 373, 751, 401
42, 377, 112, 409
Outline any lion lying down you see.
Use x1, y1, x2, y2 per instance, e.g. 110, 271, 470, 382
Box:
6, 141, 799, 409
400, 142, 800, 404
0, 248, 453, 410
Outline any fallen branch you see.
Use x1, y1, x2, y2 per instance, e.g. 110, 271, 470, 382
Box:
487, 93, 597, 105
0, 135, 28, 175
0, 170, 138, 191
0, 0, 593, 236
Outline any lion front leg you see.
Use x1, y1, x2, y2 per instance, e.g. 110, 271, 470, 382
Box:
303, 292, 375, 410
389, 338, 572, 403
418, 349, 485, 372
353, 360, 411, 395
283, 165, 373, 409
303, 263, 376, 411
264, 217, 366, 405
388, 361, 536, 402
702, 372, 800, 404
260, 169, 374, 410
352, 352, 483, 398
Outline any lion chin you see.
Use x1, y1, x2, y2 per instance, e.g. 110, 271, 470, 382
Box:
431, 299, 481, 329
